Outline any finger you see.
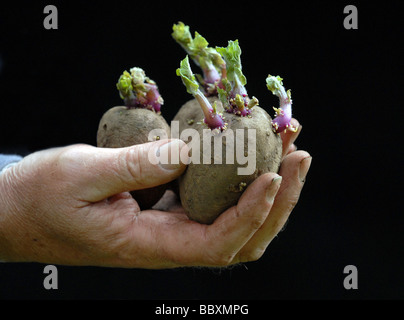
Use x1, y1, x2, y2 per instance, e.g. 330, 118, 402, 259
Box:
198, 172, 282, 266
236, 151, 311, 262
280, 118, 301, 158
60, 140, 189, 202
125, 173, 281, 268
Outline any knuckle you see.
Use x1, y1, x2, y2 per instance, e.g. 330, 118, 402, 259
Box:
207, 249, 236, 267
56, 145, 95, 182
249, 215, 266, 231
56, 144, 89, 170
121, 146, 144, 185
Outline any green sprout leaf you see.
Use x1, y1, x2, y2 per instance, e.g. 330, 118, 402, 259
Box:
192, 32, 209, 54
217, 87, 229, 110
216, 40, 246, 86
217, 78, 232, 110
116, 71, 134, 100
176, 56, 200, 96
266, 75, 283, 94
266, 75, 289, 101
172, 22, 225, 87
172, 21, 193, 49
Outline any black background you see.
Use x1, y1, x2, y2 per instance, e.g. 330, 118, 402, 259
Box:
0, 1, 402, 301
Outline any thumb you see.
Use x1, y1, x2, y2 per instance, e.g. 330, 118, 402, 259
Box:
62, 139, 189, 202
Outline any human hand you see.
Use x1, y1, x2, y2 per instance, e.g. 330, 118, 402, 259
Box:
0, 119, 310, 268
154, 118, 311, 266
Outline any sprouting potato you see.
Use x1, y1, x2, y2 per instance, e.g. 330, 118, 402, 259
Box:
97, 67, 171, 209
173, 24, 296, 224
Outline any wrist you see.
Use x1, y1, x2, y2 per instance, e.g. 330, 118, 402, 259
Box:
0, 155, 23, 174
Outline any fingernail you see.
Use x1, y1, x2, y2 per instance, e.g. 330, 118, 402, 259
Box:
157, 140, 187, 171
299, 156, 312, 182
266, 176, 282, 203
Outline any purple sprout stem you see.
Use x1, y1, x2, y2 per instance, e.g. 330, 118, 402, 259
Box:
266, 75, 297, 134
195, 93, 226, 131
271, 90, 296, 134
272, 105, 291, 133
203, 62, 221, 86
124, 84, 162, 113
142, 83, 162, 113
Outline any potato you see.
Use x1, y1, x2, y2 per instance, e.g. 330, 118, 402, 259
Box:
173, 98, 282, 224
97, 106, 171, 209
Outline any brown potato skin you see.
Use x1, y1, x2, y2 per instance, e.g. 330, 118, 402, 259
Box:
173, 99, 282, 224
97, 106, 171, 209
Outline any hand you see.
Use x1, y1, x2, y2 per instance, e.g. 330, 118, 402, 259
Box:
0, 119, 311, 268
154, 118, 311, 266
